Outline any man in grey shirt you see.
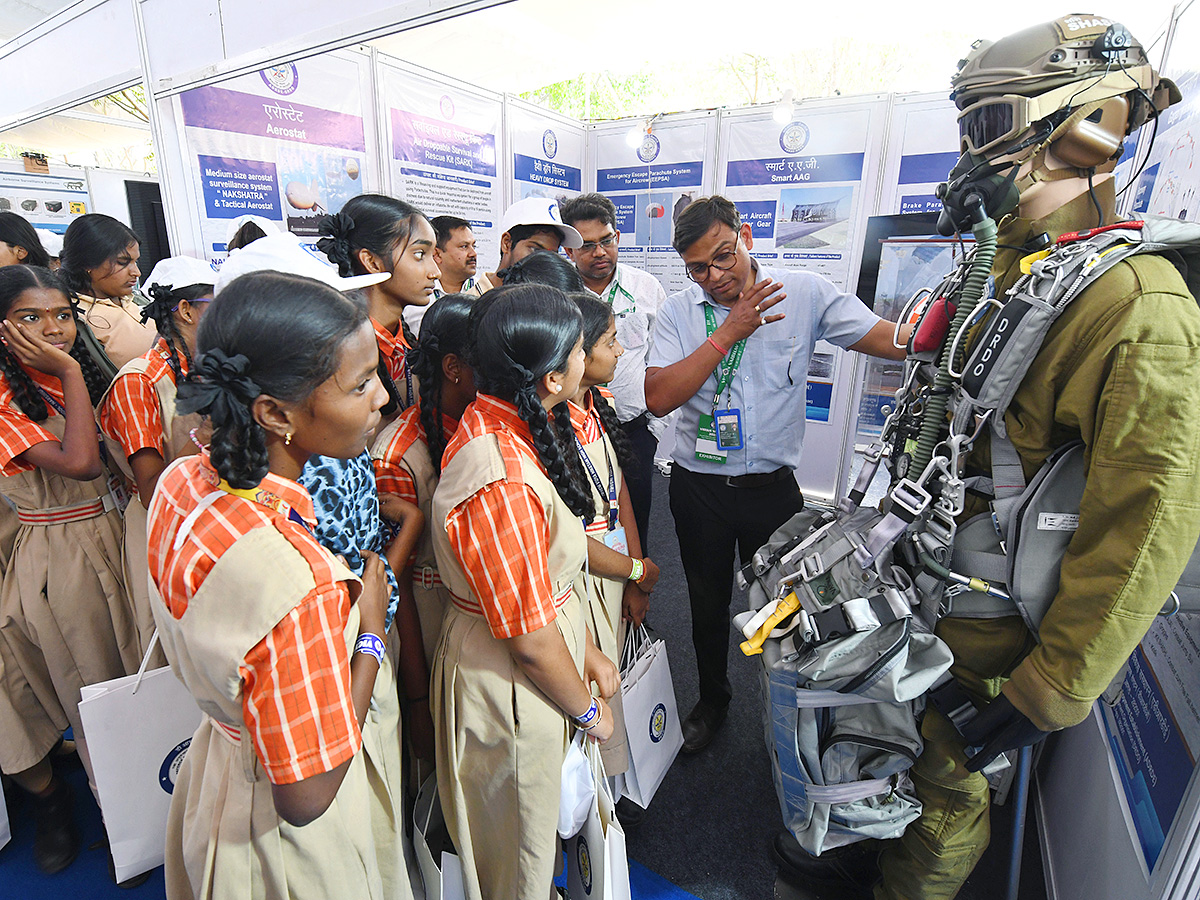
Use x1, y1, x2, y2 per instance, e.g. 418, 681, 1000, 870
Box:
645, 195, 910, 752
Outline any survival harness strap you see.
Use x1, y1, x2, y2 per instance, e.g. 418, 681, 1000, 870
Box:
892, 215, 1200, 631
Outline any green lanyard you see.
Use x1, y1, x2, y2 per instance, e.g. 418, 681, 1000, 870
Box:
703, 304, 746, 412
605, 278, 636, 315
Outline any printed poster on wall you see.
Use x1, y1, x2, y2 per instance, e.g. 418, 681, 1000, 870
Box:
718, 100, 887, 423
592, 116, 713, 296
876, 93, 960, 217
1101, 613, 1200, 873
176, 53, 373, 261
1132, 7, 1200, 221
508, 101, 584, 206
0, 164, 89, 233
380, 60, 503, 274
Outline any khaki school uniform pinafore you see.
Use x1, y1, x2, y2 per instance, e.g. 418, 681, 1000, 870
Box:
151, 513, 414, 900
101, 353, 202, 661
0, 411, 139, 786
573, 420, 630, 777
430, 432, 588, 900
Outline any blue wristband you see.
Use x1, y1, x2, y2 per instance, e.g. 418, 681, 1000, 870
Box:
355, 633, 386, 665
574, 697, 599, 727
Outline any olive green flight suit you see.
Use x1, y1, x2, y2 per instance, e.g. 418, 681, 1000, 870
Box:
877, 183, 1200, 900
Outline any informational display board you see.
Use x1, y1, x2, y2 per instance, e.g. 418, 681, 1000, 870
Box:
507, 97, 584, 207
589, 112, 718, 296
1132, 8, 1200, 221
713, 98, 888, 504
172, 52, 374, 261
876, 93, 960, 217
0, 161, 89, 233
1101, 614, 1200, 875
379, 57, 504, 273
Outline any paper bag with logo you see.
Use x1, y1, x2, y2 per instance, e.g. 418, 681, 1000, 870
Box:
77, 632, 203, 882
620, 625, 684, 809
567, 738, 631, 900
414, 772, 466, 900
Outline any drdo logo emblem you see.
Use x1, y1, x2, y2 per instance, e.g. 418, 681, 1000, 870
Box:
649, 702, 667, 743
637, 133, 661, 163
779, 122, 810, 154
543, 129, 558, 159
261, 64, 299, 96
159, 738, 192, 795
577, 835, 593, 893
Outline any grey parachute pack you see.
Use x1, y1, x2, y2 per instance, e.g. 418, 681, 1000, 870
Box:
736, 211, 1200, 856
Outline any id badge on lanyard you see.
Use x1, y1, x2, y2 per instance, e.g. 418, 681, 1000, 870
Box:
696, 305, 746, 464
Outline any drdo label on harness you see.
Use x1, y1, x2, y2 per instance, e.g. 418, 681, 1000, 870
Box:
1037, 512, 1079, 532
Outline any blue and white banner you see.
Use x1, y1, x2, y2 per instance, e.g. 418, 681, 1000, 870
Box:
876, 93, 959, 217
507, 99, 584, 206
175, 53, 374, 261
590, 114, 715, 295
380, 59, 503, 275
717, 99, 887, 291
0, 163, 89, 233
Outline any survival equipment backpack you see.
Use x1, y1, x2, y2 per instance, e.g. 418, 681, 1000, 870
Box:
736, 214, 1200, 857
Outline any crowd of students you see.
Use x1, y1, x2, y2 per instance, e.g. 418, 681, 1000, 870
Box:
0, 199, 657, 900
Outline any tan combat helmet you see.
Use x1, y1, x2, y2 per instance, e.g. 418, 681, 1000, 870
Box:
950, 15, 1178, 176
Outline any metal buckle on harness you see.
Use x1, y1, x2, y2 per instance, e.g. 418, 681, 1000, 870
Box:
890, 478, 931, 521
926, 504, 958, 546
800, 553, 825, 582
947, 297, 1003, 380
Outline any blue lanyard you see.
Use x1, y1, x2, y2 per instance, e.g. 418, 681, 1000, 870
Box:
402, 357, 414, 411
35, 385, 108, 465
575, 433, 618, 530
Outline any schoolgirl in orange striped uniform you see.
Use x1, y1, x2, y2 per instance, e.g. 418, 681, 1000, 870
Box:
429, 285, 618, 900
98, 256, 214, 657
318, 194, 441, 418
372, 293, 476, 767
146, 270, 413, 900
0, 264, 136, 876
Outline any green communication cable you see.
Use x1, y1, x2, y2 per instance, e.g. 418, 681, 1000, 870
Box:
908, 201, 998, 478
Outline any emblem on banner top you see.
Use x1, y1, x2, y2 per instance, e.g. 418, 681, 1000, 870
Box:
637, 133, 661, 164
779, 122, 810, 154
543, 129, 558, 159
577, 835, 593, 893
159, 738, 192, 795
439, 95, 456, 120
261, 64, 299, 96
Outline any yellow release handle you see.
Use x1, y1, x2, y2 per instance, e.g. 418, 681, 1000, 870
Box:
740, 591, 801, 656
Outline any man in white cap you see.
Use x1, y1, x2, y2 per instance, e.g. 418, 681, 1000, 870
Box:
483, 197, 583, 287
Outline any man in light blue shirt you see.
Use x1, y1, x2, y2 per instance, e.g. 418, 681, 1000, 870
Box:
646, 195, 909, 752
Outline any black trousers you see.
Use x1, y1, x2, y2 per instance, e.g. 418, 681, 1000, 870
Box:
620, 414, 658, 555
668, 464, 803, 710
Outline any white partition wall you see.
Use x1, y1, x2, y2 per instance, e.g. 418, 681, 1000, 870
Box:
506, 97, 585, 207
876, 92, 959, 217
377, 56, 505, 273
162, 50, 378, 262
587, 111, 719, 297
715, 96, 890, 505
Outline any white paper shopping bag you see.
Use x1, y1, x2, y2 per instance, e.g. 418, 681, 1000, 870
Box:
77, 634, 202, 882
620, 627, 684, 809
414, 772, 466, 900
567, 739, 631, 900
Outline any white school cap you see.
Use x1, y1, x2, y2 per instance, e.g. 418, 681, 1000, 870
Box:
224, 215, 280, 246
34, 229, 63, 257
215, 232, 390, 295
500, 197, 583, 249
145, 256, 218, 293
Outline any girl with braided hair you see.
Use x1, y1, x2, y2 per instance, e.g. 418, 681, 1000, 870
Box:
372, 294, 476, 775
317, 194, 440, 419
558, 293, 660, 787
59, 214, 157, 370
146, 270, 415, 900
99, 255, 215, 659
0, 264, 138, 879
428, 283, 618, 900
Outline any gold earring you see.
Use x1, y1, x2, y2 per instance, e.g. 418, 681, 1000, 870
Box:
285, 432, 292, 446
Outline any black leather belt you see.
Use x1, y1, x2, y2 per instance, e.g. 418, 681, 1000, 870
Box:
724, 466, 793, 489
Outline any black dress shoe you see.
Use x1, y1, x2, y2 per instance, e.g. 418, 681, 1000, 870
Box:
32, 777, 80, 875
681, 701, 727, 754
615, 796, 646, 830
772, 830, 880, 896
